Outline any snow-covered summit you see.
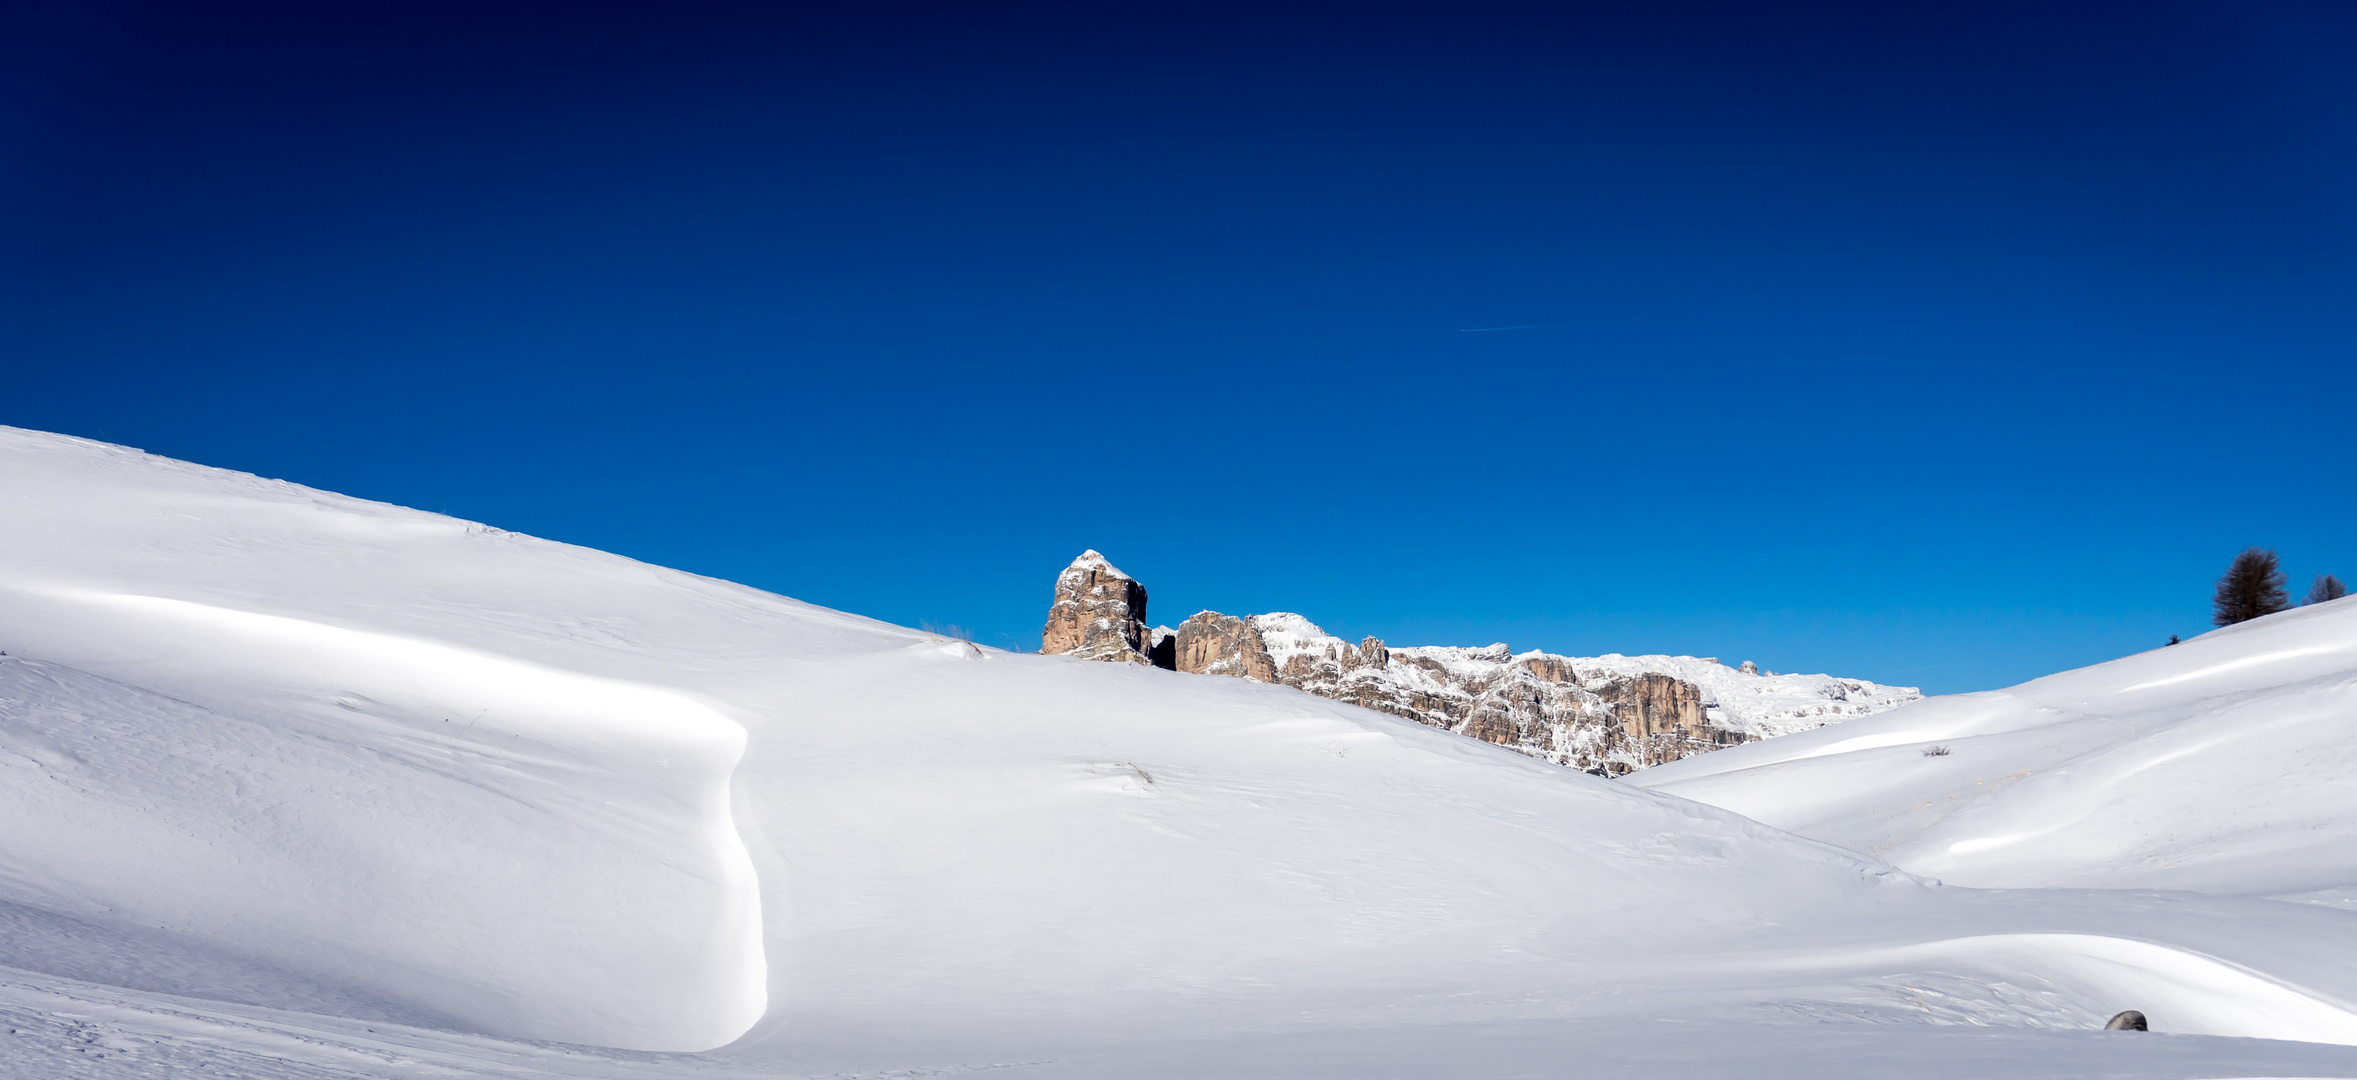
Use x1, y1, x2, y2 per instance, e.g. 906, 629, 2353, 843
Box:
1065, 547, 1128, 578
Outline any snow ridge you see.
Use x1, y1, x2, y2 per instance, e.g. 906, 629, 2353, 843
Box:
1636, 594, 2357, 896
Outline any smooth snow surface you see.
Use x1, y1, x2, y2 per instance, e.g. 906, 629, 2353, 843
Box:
5, 426, 2357, 1078
1636, 599, 2357, 896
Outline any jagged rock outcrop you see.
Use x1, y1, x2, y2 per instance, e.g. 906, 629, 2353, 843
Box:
1041, 554, 1920, 772
1039, 551, 1159, 665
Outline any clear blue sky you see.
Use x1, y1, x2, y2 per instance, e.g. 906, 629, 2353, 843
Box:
3, 2, 2351, 693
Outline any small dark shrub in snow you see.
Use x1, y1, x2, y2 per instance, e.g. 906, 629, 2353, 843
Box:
2213, 548, 2290, 627
2308, 574, 2349, 605
1923, 745, 1951, 757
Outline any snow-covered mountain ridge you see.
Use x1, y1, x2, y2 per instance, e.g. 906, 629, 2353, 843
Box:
1243, 611, 1920, 773
1251, 611, 1919, 736
1041, 552, 1917, 773
8, 426, 2357, 1079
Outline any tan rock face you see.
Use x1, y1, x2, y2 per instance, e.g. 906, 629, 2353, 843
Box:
1039, 550, 1155, 665
1173, 611, 1277, 682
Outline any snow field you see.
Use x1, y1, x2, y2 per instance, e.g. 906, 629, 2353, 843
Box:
4, 424, 2357, 1077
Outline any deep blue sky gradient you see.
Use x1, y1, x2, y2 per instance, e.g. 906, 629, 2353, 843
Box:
4, 1, 2352, 691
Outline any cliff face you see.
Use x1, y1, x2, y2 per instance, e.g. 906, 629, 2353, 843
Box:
1039, 551, 1158, 665
1173, 611, 1278, 682
1038, 552, 1919, 773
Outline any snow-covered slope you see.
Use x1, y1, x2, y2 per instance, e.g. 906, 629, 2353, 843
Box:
1636, 598, 2357, 896
5, 425, 2357, 1078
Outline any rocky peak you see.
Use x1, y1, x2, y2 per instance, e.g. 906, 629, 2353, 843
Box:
1039, 550, 1159, 666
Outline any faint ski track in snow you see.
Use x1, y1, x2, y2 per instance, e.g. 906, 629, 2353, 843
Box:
2121, 646, 2350, 692
1790, 731, 1936, 760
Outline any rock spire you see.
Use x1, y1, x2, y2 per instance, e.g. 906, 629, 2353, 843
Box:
1039, 550, 1163, 666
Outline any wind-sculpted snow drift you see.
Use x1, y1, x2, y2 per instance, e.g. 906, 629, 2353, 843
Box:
5, 425, 2357, 1079
0, 584, 765, 1050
